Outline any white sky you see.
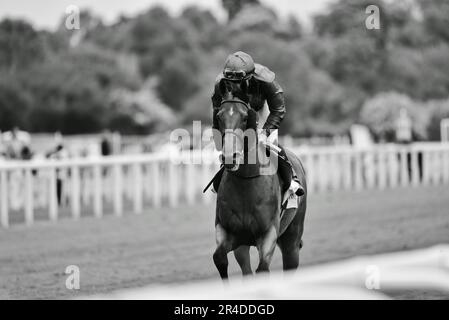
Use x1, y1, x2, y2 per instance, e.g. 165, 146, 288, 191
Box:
0, 0, 334, 30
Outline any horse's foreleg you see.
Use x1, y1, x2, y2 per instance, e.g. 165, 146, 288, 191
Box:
213, 223, 233, 280
234, 246, 252, 276
255, 225, 278, 273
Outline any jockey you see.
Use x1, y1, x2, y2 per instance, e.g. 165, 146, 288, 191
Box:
211, 51, 305, 199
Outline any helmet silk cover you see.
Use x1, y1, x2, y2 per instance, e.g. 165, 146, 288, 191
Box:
221, 51, 275, 83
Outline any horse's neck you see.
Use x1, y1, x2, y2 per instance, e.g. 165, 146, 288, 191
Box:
232, 162, 260, 178
231, 145, 277, 179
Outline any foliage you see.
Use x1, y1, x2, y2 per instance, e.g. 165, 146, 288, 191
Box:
418, 0, 449, 43
1, 0, 449, 138
0, 19, 44, 73
0, 77, 32, 129
222, 0, 260, 20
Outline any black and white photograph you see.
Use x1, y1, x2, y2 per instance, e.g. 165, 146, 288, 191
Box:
0, 0, 448, 307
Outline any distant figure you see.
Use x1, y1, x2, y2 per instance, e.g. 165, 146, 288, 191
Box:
21, 145, 33, 160
100, 131, 112, 157
46, 140, 70, 206
3, 127, 32, 160
395, 109, 422, 181
46, 143, 69, 160
350, 124, 374, 149
46, 132, 69, 160
395, 108, 412, 144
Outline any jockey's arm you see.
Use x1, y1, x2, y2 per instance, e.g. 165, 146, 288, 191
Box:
261, 80, 286, 137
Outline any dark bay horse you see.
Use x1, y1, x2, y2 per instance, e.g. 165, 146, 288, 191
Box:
213, 90, 307, 279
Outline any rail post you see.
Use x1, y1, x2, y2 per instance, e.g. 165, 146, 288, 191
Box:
25, 168, 34, 226
93, 164, 103, 218
113, 163, 123, 217
48, 167, 58, 222
0, 170, 8, 228
71, 165, 81, 220
133, 163, 143, 214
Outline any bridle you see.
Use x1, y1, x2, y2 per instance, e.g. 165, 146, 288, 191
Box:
218, 98, 251, 141
219, 98, 250, 110
218, 98, 259, 161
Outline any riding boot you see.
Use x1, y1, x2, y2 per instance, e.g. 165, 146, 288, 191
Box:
277, 146, 305, 197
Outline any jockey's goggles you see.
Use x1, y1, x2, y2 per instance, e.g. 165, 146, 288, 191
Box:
223, 69, 253, 81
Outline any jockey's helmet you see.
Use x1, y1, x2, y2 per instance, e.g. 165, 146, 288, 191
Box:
223, 51, 255, 81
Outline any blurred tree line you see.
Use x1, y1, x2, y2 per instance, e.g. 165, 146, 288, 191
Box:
1, 0, 449, 140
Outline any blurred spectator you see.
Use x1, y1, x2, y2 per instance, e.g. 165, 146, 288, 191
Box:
394, 108, 423, 182
21, 145, 33, 160
46, 143, 69, 160
2, 127, 32, 160
100, 130, 112, 156
350, 124, 374, 149
395, 108, 413, 144
46, 138, 69, 206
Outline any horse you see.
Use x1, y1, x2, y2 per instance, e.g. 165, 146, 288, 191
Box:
212, 89, 307, 279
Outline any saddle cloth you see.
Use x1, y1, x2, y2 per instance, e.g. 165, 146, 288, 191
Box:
279, 194, 301, 237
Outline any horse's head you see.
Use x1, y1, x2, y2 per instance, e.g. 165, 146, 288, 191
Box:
215, 89, 257, 171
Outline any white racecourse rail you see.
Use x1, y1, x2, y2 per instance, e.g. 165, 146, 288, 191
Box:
0, 143, 449, 228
